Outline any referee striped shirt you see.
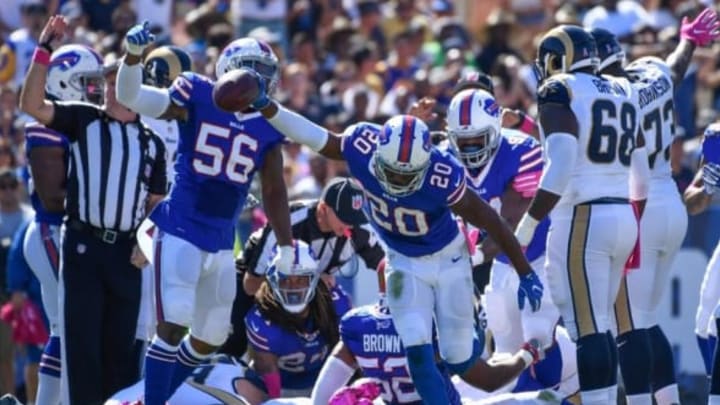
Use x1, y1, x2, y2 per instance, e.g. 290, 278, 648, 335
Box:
47, 101, 167, 232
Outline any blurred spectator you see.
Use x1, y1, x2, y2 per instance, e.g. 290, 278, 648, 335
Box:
81, 0, 123, 33
491, 53, 533, 111
278, 62, 324, 124
231, 0, 288, 54
291, 154, 330, 199
378, 78, 416, 116
319, 60, 357, 119
342, 84, 379, 123
476, 9, 523, 74
0, 85, 18, 140
582, 0, 650, 42
355, 0, 386, 56
381, 30, 419, 91
290, 32, 321, 81
351, 42, 384, 98
321, 17, 357, 77
99, 2, 137, 56
647, 0, 683, 31
382, 0, 425, 44
6, 1, 48, 89
57, 1, 97, 48
131, 0, 173, 37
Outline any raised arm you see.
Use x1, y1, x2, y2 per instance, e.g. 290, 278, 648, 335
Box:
311, 342, 358, 405
116, 22, 183, 120
259, 144, 293, 249
18, 16, 65, 125
668, 7, 720, 88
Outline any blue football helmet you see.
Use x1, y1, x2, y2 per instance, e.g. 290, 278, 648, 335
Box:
587, 27, 625, 71
534, 25, 599, 82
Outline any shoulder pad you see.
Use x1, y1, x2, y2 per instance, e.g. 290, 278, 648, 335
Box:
537, 76, 572, 106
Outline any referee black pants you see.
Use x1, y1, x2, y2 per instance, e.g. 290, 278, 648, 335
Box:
61, 225, 141, 405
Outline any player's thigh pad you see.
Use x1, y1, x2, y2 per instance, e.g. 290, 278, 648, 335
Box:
23, 221, 61, 335
154, 230, 205, 327
191, 249, 236, 346
546, 204, 635, 341
697, 243, 720, 337
435, 254, 475, 363
385, 252, 435, 347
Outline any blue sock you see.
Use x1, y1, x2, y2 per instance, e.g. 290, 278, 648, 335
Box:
606, 331, 618, 386
405, 344, 449, 404
617, 329, 652, 395
712, 319, 720, 396
168, 338, 210, 396
532, 342, 563, 388
144, 336, 179, 405
648, 325, 676, 392
39, 335, 61, 378
576, 333, 613, 392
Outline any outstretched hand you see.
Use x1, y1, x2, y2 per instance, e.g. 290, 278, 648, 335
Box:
39, 15, 67, 51
681, 7, 720, 46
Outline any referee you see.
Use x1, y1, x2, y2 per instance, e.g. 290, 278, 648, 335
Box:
220, 177, 385, 357
19, 17, 167, 405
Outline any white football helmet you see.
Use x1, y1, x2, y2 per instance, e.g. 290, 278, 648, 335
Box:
215, 37, 280, 94
446, 89, 501, 168
266, 240, 321, 314
625, 56, 672, 82
373, 115, 433, 197
46, 44, 104, 103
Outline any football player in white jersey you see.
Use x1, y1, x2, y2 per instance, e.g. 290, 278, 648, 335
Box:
513, 25, 650, 405
588, 14, 720, 403
685, 124, 720, 404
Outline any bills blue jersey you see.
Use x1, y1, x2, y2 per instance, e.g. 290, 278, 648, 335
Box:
244, 285, 351, 390
24, 123, 69, 225
150, 72, 285, 252
341, 122, 467, 257
456, 130, 549, 263
341, 303, 461, 405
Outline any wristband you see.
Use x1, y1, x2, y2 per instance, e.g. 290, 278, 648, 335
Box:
39, 42, 54, 54
519, 349, 534, 369
33, 48, 51, 66
519, 113, 536, 134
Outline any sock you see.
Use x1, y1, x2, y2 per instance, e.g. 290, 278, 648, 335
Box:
711, 319, 720, 396
711, 395, 720, 405
144, 336, 179, 405
580, 386, 614, 405
697, 334, 713, 375
576, 333, 613, 396
617, 329, 652, 397
606, 331, 618, 387
37, 335, 61, 405
647, 325, 677, 398
654, 383, 680, 405
168, 337, 211, 396
625, 393, 653, 405
405, 344, 450, 404
532, 342, 563, 388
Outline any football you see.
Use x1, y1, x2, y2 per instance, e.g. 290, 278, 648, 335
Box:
212, 69, 260, 113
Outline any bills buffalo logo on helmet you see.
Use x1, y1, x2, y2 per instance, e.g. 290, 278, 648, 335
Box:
482, 98, 500, 117
49, 51, 82, 72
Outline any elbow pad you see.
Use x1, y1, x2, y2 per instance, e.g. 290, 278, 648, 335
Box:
538, 132, 577, 195
116, 62, 170, 118
630, 147, 650, 201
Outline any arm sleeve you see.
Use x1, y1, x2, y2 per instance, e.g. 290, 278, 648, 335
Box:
630, 147, 650, 201
537, 133, 578, 195
47, 101, 96, 142
310, 355, 356, 405
116, 61, 171, 118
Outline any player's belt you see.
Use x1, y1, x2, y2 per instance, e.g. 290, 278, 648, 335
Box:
66, 218, 135, 244
579, 197, 629, 205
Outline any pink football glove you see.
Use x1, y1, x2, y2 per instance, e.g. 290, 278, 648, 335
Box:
329, 379, 382, 405
681, 7, 720, 46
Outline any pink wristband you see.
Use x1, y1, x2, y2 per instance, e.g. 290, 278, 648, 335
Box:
262, 371, 282, 398
33, 48, 51, 66
519, 114, 536, 134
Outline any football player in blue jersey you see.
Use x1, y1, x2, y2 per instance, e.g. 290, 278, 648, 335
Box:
115, 22, 295, 405
311, 262, 543, 405
245, 240, 350, 399
444, 88, 563, 393
250, 75, 543, 404
22, 43, 103, 405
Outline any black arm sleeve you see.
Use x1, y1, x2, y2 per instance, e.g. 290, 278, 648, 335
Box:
47, 101, 98, 142
352, 228, 385, 270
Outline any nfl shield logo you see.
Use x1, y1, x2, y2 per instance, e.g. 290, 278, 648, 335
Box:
352, 195, 363, 210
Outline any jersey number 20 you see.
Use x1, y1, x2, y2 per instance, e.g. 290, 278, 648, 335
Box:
193, 123, 256, 183
587, 100, 637, 166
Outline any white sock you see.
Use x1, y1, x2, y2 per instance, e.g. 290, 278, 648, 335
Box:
581, 387, 613, 405
626, 393, 653, 405
709, 394, 720, 405
654, 383, 680, 405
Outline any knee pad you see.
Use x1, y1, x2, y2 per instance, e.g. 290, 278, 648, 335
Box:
445, 334, 481, 375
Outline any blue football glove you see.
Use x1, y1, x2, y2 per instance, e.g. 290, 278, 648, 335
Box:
124, 21, 155, 56
518, 270, 543, 312
703, 162, 720, 195
245, 68, 271, 111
